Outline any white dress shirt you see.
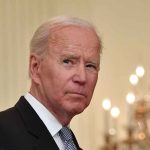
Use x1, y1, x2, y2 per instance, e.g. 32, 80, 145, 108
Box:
24, 92, 64, 150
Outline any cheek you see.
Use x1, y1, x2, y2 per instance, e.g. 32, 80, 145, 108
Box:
85, 76, 98, 100
88, 75, 98, 90
45, 70, 69, 95
38, 63, 57, 91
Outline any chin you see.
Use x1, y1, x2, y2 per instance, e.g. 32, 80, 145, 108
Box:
71, 104, 87, 115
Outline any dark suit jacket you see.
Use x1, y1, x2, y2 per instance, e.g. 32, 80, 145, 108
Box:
0, 96, 82, 150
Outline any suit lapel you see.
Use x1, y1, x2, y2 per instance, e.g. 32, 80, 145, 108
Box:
71, 130, 83, 150
15, 96, 59, 150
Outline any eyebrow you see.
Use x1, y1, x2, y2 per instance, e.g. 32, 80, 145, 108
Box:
61, 53, 80, 59
61, 53, 99, 66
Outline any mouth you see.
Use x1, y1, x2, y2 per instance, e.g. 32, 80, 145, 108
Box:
66, 92, 86, 98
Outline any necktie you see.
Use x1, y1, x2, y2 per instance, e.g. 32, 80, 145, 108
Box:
59, 127, 77, 150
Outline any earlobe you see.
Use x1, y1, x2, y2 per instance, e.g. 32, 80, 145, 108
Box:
29, 53, 41, 84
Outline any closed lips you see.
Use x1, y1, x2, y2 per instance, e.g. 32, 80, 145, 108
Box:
66, 92, 86, 97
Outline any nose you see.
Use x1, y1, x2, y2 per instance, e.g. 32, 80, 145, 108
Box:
72, 64, 86, 85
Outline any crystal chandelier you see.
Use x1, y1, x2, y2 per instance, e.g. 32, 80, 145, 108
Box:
101, 66, 150, 150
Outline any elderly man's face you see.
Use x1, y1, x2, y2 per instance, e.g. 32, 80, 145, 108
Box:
35, 26, 100, 118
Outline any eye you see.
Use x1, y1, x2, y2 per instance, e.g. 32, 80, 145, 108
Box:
63, 58, 73, 65
86, 63, 98, 71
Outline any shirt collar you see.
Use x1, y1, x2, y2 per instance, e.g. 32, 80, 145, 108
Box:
24, 92, 62, 136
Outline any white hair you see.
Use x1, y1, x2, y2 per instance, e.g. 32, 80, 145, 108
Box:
30, 16, 102, 56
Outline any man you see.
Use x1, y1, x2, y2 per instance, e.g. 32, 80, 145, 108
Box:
0, 16, 102, 150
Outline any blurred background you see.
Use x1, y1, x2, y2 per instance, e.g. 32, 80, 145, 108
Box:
0, 0, 150, 149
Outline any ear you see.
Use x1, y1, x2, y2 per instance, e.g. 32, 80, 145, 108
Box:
29, 53, 41, 84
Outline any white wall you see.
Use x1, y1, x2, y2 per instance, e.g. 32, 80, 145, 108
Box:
0, 0, 150, 149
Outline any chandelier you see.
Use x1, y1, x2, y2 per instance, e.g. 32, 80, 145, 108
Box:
101, 66, 150, 150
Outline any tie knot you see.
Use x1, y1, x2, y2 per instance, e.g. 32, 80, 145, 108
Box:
59, 127, 73, 141
59, 127, 78, 150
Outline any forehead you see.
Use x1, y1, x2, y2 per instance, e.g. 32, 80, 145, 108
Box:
49, 26, 100, 49
48, 26, 100, 53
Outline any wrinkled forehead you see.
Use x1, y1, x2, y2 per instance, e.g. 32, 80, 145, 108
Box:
48, 25, 101, 53
45, 26, 100, 66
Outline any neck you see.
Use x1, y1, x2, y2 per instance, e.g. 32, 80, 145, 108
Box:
29, 85, 73, 126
